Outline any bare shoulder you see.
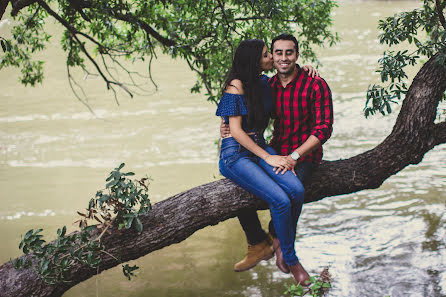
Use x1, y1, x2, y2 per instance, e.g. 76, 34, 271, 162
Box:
225, 79, 244, 94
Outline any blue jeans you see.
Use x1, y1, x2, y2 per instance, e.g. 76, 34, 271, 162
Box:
219, 135, 305, 266
237, 162, 317, 245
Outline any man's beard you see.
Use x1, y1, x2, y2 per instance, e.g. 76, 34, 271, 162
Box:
276, 64, 296, 76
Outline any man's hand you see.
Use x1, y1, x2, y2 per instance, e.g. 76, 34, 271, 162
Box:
220, 118, 231, 138
285, 155, 297, 176
274, 155, 297, 175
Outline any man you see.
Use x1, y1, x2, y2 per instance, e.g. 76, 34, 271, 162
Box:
220, 33, 333, 275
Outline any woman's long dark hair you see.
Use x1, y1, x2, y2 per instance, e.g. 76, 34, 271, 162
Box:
223, 39, 265, 131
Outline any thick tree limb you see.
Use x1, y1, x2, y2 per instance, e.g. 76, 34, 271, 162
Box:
10, 0, 36, 16
1, 53, 446, 297
0, 0, 9, 21
434, 121, 446, 145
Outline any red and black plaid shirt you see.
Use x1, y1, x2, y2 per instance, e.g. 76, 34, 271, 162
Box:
269, 66, 333, 164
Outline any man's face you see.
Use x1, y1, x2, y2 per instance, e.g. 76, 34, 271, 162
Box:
272, 40, 299, 75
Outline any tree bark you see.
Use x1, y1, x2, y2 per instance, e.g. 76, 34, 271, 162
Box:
0, 54, 445, 297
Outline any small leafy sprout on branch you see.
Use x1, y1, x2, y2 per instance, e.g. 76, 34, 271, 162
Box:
284, 267, 332, 297
13, 163, 151, 284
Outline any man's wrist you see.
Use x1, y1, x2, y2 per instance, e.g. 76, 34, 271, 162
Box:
290, 151, 300, 161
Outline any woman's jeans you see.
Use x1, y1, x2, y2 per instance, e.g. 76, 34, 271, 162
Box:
238, 162, 317, 244
219, 135, 304, 266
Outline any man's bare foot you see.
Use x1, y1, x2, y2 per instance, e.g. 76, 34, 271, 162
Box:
289, 261, 310, 286
272, 238, 290, 273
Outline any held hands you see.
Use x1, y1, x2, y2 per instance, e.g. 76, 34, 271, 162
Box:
264, 155, 294, 175
220, 118, 231, 138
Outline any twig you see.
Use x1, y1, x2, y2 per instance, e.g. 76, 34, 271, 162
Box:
436, 0, 446, 30
66, 63, 96, 114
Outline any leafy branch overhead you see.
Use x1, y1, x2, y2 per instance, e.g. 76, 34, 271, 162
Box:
13, 163, 151, 284
0, 0, 338, 105
364, 0, 446, 117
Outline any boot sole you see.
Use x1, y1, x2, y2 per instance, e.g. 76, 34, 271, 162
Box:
233, 251, 274, 272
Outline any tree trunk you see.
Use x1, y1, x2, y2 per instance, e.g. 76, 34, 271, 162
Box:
1, 55, 445, 297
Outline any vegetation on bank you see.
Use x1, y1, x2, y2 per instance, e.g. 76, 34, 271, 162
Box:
13, 164, 151, 283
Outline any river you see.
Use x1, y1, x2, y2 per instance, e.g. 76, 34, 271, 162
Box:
0, 1, 445, 296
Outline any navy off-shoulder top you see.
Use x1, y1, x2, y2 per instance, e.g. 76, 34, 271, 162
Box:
216, 75, 272, 133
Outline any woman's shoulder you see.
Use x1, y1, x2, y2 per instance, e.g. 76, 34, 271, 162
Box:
225, 79, 244, 95
260, 74, 270, 81
260, 74, 271, 87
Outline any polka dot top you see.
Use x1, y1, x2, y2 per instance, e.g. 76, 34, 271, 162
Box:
216, 75, 272, 133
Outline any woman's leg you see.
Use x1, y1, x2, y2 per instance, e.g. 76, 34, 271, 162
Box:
220, 155, 299, 266
258, 146, 305, 239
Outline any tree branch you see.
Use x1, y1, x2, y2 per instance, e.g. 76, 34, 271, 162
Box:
436, 0, 446, 30
10, 0, 37, 16
37, 0, 134, 100
434, 121, 446, 145
111, 11, 177, 48
0, 0, 9, 21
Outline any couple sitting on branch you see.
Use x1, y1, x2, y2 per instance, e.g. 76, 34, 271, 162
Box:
216, 33, 333, 286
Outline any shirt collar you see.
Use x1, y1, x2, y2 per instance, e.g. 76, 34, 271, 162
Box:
271, 64, 301, 88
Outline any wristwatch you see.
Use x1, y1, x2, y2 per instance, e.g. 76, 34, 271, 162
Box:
290, 151, 300, 161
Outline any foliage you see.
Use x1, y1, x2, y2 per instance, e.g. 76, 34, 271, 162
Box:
284, 267, 332, 297
364, 0, 446, 117
0, 0, 338, 104
13, 163, 151, 284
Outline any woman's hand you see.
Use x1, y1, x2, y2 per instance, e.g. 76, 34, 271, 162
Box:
302, 65, 320, 78
264, 155, 290, 173
220, 118, 231, 138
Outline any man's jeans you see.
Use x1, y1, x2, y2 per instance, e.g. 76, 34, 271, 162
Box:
219, 135, 305, 266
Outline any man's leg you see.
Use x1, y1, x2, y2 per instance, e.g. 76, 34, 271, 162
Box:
233, 210, 272, 272
237, 210, 268, 245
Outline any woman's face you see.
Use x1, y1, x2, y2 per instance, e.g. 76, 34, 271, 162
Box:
260, 45, 273, 72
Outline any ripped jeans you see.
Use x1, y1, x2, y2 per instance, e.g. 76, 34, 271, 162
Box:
219, 135, 304, 266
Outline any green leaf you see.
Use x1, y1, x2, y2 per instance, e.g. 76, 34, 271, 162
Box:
24, 229, 34, 240
106, 179, 119, 188
122, 264, 139, 280
135, 218, 143, 232
125, 216, 134, 229
84, 225, 97, 232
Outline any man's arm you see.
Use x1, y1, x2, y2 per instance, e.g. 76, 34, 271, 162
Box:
285, 78, 334, 169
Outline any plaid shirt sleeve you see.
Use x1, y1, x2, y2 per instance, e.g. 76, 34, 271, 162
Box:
311, 78, 333, 144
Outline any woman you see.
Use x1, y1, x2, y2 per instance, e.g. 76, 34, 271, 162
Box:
216, 39, 310, 285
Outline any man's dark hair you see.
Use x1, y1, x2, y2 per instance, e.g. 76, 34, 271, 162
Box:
271, 34, 299, 53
